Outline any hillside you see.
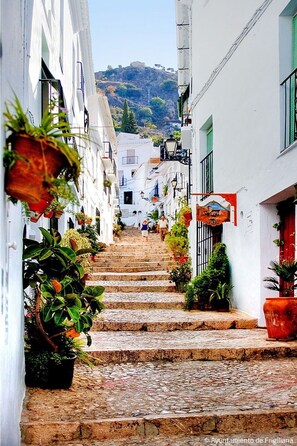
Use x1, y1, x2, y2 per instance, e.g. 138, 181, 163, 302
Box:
95, 64, 180, 138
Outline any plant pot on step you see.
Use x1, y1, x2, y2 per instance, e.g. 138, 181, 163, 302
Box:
5, 134, 67, 203
25, 351, 77, 389
263, 297, 297, 341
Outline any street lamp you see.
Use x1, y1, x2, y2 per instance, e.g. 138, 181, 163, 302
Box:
160, 135, 190, 165
160, 136, 192, 201
140, 191, 150, 201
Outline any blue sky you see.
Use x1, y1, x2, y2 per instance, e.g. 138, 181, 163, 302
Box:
88, 0, 177, 72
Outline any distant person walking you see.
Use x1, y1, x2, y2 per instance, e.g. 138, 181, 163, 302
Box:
141, 219, 149, 241
159, 215, 168, 241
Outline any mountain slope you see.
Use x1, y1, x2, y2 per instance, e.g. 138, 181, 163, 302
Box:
95, 64, 180, 137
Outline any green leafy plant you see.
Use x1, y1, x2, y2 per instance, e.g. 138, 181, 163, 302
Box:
165, 221, 189, 260
185, 243, 231, 310
60, 228, 93, 274
169, 261, 192, 284
209, 282, 233, 311
78, 225, 101, 254
23, 228, 104, 360
264, 259, 297, 296
75, 211, 86, 222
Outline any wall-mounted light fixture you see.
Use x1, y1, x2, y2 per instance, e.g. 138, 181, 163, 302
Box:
160, 136, 190, 165
140, 191, 149, 201
160, 136, 191, 201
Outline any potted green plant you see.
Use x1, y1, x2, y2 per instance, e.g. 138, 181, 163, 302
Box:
23, 227, 104, 389
165, 222, 189, 261
169, 260, 192, 292
3, 95, 82, 204
209, 282, 233, 312
75, 212, 86, 225
263, 259, 297, 341
184, 243, 231, 310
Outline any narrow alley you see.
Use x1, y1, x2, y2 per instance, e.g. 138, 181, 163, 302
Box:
21, 228, 297, 445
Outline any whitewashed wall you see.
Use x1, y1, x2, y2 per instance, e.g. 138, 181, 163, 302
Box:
0, 1, 26, 444
0, 1, 116, 443
183, 0, 297, 323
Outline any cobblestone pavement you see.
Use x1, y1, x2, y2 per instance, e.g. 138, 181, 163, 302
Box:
23, 358, 297, 422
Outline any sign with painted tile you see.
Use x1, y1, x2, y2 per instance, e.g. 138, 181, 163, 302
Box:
196, 201, 230, 226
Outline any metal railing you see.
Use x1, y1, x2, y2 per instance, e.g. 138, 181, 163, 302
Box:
281, 67, 297, 150
200, 151, 213, 195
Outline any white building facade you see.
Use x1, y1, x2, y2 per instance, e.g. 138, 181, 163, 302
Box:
176, 0, 297, 324
0, 1, 117, 444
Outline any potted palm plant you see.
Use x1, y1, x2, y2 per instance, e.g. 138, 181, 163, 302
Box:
3, 95, 82, 204
263, 259, 297, 341
23, 227, 104, 389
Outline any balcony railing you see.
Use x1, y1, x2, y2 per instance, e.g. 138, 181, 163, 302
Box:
281, 68, 297, 151
200, 151, 213, 195
122, 156, 138, 165
103, 141, 113, 160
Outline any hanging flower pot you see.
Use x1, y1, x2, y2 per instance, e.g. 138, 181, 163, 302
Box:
54, 210, 64, 219
5, 134, 66, 203
28, 193, 54, 214
44, 211, 54, 219
183, 211, 192, 227
30, 211, 43, 223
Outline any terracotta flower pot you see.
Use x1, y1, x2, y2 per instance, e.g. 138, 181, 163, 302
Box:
54, 210, 63, 219
5, 134, 66, 203
263, 297, 297, 341
44, 211, 54, 219
28, 193, 53, 214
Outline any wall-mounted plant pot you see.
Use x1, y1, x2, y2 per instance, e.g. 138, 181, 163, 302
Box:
30, 211, 43, 223
54, 210, 63, 219
5, 134, 66, 203
263, 297, 297, 341
183, 211, 192, 227
28, 193, 53, 214
44, 211, 54, 219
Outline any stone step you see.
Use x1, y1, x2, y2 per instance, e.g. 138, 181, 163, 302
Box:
92, 260, 174, 268
92, 309, 257, 332
21, 429, 297, 446
94, 255, 173, 264
85, 328, 297, 363
102, 292, 184, 310
90, 271, 170, 282
92, 265, 172, 273
87, 280, 176, 293
21, 358, 297, 444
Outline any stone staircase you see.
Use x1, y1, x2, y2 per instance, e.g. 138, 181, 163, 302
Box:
21, 227, 297, 445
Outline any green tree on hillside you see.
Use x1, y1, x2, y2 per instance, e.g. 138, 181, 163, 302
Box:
150, 96, 167, 123
120, 99, 139, 134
